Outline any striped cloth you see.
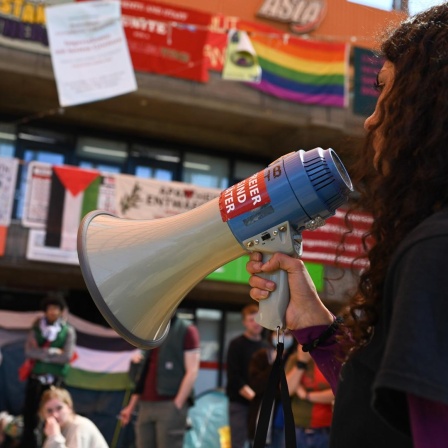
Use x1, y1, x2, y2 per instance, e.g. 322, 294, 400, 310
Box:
0, 311, 139, 391
241, 22, 349, 107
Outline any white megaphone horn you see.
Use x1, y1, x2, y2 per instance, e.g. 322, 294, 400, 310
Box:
77, 147, 353, 349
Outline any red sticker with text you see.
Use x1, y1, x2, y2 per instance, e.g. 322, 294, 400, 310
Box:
219, 171, 270, 222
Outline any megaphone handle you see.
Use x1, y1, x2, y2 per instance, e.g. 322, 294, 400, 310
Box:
254, 253, 289, 331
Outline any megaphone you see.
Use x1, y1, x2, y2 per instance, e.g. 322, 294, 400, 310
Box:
77, 148, 353, 349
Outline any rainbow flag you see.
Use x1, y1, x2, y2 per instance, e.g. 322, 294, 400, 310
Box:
245, 30, 349, 108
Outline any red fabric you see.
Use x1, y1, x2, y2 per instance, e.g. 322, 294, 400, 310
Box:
0, 226, 6, 257
75, 0, 212, 82
301, 364, 333, 428
18, 359, 35, 381
121, 0, 211, 82
18, 339, 52, 381
301, 210, 373, 269
53, 166, 99, 196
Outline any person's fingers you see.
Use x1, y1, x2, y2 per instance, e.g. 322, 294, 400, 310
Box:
120, 417, 129, 426
119, 410, 130, 425
248, 251, 263, 262
44, 416, 60, 436
260, 252, 302, 274
249, 288, 268, 302
246, 252, 263, 275
248, 269, 276, 301
248, 273, 276, 291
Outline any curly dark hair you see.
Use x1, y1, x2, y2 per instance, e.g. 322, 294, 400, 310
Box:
41, 292, 67, 312
342, 4, 448, 356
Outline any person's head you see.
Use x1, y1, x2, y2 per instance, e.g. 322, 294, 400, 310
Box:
39, 387, 74, 428
41, 293, 66, 324
346, 4, 448, 355
363, 4, 448, 175
241, 304, 263, 340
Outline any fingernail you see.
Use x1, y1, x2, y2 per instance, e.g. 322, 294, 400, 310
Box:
266, 281, 275, 290
260, 290, 269, 299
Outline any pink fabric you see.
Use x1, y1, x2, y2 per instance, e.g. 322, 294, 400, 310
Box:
408, 393, 448, 448
292, 326, 342, 393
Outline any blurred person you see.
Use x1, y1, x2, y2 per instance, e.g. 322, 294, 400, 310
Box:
246, 5, 448, 447
225, 304, 267, 448
0, 411, 21, 448
285, 346, 333, 448
119, 314, 200, 448
248, 330, 296, 448
39, 387, 108, 448
19, 294, 76, 448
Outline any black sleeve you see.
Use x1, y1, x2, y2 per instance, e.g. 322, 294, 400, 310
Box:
373, 235, 448, 431
226, 338, 246, 392
248, 349, 271, 395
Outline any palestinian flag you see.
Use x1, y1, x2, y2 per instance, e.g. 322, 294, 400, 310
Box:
0, 310, 139, 391
45, 166, 100, 250
65, 314, 139, 391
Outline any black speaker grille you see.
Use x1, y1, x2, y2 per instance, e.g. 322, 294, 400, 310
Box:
303, 154, 347, 213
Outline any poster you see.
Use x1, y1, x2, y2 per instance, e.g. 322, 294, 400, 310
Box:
46, 0, 137, 107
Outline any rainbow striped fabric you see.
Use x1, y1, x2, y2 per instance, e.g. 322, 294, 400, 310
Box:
245, 30, 349, 108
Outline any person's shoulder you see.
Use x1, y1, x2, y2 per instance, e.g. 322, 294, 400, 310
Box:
229, 334, 245, 345
72, 415, 100, 433
185, 323, 200, 339
66, 322, 76, 332
61, 323, 76, 341
234, 334, 266, 350
72, 414, 92, 426
72, 415, 108, 445
393, 209, 448, 259
61, 320, 75, 333
406, 208, 448, 242
184, 323, 200, 349
226, 334, 244, 352
31, 316, 42, 328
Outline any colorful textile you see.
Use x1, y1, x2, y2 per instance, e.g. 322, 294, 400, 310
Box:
45, 166, 100, 250
0, 310, 138, 391
243, 24, 349, 107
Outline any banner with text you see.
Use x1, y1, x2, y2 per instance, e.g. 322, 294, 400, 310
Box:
118, 0, 212, 82
0, 157, 19, 256
353, 46, 384, 116
115, 173, 220, 219
0, 0, 51, 53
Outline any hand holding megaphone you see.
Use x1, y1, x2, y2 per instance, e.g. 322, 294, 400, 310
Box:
78, 147, 352, 349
